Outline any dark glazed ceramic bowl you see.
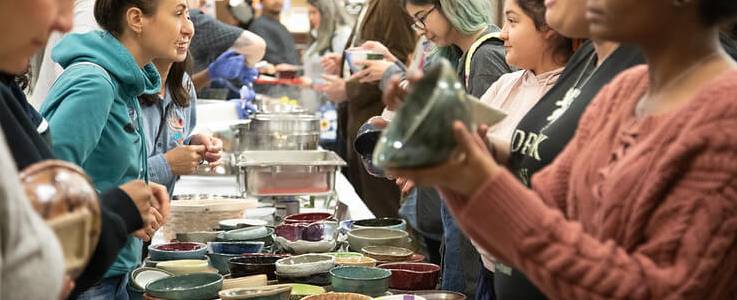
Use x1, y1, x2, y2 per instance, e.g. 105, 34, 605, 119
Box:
229, 254, 290, 280
377, 262, 440, 290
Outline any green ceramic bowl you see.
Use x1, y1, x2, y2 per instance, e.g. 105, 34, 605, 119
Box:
372, 59, 473, 169
145, 272, 223, 300
330, 266, 391, 297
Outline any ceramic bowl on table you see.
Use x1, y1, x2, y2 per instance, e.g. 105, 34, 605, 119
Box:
156, 259, 215, 275
335, 256, 377, 267
218, 227, 275, 246
325, 252, 364, 259
377, 262, 440, 290
274, 271, 331, 286
275, 222, 338, 242
176, 231, 222, 244
222, 274, 269, 290
270, 284, 325, 300
209, 241, 265, 255
219, 285, 292, 300
208, 252, 242, 274
301, 293, 373, 300
361, 246, 414, 262
143, 256, 210, 268
275, 254, 335, 277
130, 267, 174, 291
229, 254, 290, 279
145, 272, 223, 300
347, 228, 410, 252
407, 291, 467, 300
147, 242, 208, 261
283, 212, 333, 224
329, 266, 392, 297
223, 226, 270, 241
352, 218, 407, 231
220, 219, 269, 230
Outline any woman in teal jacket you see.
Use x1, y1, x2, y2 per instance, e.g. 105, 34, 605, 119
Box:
40, 0, 194, 298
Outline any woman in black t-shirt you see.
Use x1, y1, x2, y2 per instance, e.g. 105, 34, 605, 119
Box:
493, 0, 646, 298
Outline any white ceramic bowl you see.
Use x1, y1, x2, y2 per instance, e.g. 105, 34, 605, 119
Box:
275, 254, 336, 277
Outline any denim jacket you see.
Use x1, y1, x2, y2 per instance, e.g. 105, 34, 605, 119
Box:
140, 74, 197, 194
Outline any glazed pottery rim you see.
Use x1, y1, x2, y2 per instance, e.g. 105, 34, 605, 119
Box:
302, 292, 373, 300
283, 212, 333, 223
353, 218, 405, 227
150, 242, 208, 252
230, 254, 289, 266
348, 228, 408, 239
361, 246, 413, 256
131, 267, 174, 290
223, 226, 271, 239
275, 254, 335, 266
377, 262, 441, 274
329, 266, 392, 280
219, 285, 292, 297
146, 272, 223, 292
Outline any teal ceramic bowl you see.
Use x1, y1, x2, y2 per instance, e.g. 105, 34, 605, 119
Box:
145, 272, 223, 300
208, 253, 241, 275
330, 266, 391, 297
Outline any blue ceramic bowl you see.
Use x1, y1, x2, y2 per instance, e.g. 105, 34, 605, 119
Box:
330, 266, 391, 297
354, 121, 385, 177
145, 272, 223, 300
148, 242, 208, 261
209, 241, 265, 255
208, 253, 241, 275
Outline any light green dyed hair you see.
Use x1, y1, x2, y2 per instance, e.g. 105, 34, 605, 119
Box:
404, 0, 493, 67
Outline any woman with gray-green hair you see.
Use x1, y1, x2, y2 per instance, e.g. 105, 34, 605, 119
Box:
402, 0, 512, 298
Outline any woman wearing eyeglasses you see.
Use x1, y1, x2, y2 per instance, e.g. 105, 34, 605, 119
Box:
401, 0, 513, 297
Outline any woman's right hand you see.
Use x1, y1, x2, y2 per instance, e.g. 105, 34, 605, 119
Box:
358, 41, 398, 62
164, 145, 206, 176
396, 177, 416, 197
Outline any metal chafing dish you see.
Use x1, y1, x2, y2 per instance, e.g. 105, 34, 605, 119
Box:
236, 150, 347, 197
233, 113, 321, 152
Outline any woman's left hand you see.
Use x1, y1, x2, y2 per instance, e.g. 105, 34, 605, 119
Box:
317, 75, 348, 103
350, 59, 395, 83
387, 121, 502, 198
189, 134, 223, 163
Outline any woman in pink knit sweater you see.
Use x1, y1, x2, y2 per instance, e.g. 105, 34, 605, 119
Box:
390, 0, 737, 298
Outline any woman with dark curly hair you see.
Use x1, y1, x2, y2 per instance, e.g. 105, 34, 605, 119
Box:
391, 0, 737, 298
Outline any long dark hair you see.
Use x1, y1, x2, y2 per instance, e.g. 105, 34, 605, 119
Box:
94, 0, 160, 37
515, 0, 573, 65
139, 54, 193, 107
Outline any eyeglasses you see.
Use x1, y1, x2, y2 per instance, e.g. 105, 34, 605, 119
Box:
411, 6, 436, 32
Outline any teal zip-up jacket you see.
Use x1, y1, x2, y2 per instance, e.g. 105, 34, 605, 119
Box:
40, 30, 161, 278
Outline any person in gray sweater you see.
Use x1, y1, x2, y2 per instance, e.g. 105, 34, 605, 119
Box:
0, 129, 65, 300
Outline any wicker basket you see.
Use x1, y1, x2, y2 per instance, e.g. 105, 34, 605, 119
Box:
161, 197, 259, 241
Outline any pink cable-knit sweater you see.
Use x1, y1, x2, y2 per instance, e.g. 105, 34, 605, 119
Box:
442, 66, 737, 299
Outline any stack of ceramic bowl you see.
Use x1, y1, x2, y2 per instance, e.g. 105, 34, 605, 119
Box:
329, 266, 392, 297
274, 213, 339, 255
143, 242, 214, 275
274, 254, 336, 286
346, 227, 411, 252
208, 240, 266, 275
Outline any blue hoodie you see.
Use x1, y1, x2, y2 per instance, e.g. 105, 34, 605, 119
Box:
40, 30, 161, 278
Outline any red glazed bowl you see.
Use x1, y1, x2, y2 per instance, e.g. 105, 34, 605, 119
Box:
283, 212, 333, 224
377, 262, 440, 290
